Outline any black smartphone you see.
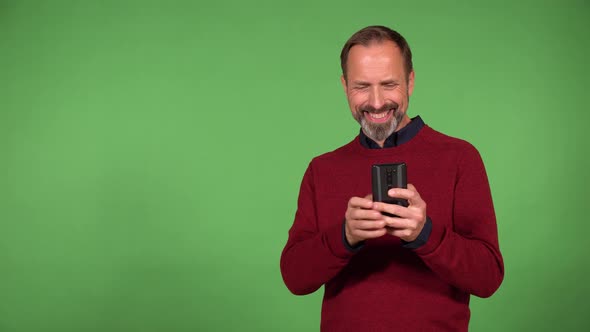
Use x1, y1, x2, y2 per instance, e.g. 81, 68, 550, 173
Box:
372, 163, 408, 217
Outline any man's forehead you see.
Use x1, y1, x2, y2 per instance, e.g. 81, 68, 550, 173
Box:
346, 41, 405, 78
347, 41, 403, 70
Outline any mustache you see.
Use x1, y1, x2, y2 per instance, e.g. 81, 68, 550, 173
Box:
359, 102, 399, 114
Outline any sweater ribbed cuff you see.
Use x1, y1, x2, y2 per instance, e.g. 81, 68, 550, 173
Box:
413, 216, 446, 256
342, 219, 364, 253
325, 220, 358, 259
402, 216, 432, 249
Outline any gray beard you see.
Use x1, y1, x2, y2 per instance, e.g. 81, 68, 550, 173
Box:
359, 109, 405, 142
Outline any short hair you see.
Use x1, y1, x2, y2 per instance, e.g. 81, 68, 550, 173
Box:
340, 25, 413, 81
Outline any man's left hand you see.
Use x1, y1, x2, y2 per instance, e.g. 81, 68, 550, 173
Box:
372, 183, 427, 242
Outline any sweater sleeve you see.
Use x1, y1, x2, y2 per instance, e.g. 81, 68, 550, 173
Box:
413, 144, 504, 298
280, 162, 356, 295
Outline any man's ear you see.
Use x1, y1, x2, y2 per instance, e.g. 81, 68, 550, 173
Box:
340, 75, 347, 93
408, 70, 415, 96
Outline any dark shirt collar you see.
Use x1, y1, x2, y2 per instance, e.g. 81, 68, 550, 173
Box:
359, 116, 425, 149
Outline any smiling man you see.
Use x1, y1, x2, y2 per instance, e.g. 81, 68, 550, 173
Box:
280, 26, 504, 331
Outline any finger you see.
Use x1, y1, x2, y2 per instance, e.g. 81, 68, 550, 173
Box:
387, 187, 423, 207
348, 196, 374, 209
382, 216, 412, 228
385, 226, 400, 236
372, 202, 412, 218
351, 228, 387, 240
349, 208, 383, 221
388, 228, 416, 241
364, 193, 373, 201
351, 219, 386, 231
387, 188, 416, 200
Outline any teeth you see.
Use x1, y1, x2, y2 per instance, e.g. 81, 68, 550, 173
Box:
370, 111, 388, 119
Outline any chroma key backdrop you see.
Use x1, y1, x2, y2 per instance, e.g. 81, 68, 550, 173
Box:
1, 1, 588, 331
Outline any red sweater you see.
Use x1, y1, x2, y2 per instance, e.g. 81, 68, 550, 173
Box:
280, 125, 504, 331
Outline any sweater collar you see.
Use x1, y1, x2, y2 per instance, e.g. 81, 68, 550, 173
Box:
359, 115, 425, 149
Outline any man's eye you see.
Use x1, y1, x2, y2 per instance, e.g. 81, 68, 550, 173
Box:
384, 83, 397, 88
355, 86, 368, 90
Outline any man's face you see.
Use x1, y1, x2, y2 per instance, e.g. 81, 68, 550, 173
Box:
341, 41, 415, 143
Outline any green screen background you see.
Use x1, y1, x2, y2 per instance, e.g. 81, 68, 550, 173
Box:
1, 0, 589, 331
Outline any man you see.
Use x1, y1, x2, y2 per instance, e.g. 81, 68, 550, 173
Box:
280, 26, 504, 331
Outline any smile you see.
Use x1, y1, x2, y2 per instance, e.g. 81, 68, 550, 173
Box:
370, 112, 388, 119
364, 109, 393, 123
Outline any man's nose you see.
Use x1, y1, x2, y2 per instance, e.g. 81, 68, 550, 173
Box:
368, 87, 385, 110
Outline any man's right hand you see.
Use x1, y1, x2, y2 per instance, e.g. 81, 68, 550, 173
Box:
344, 194, 387, 247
